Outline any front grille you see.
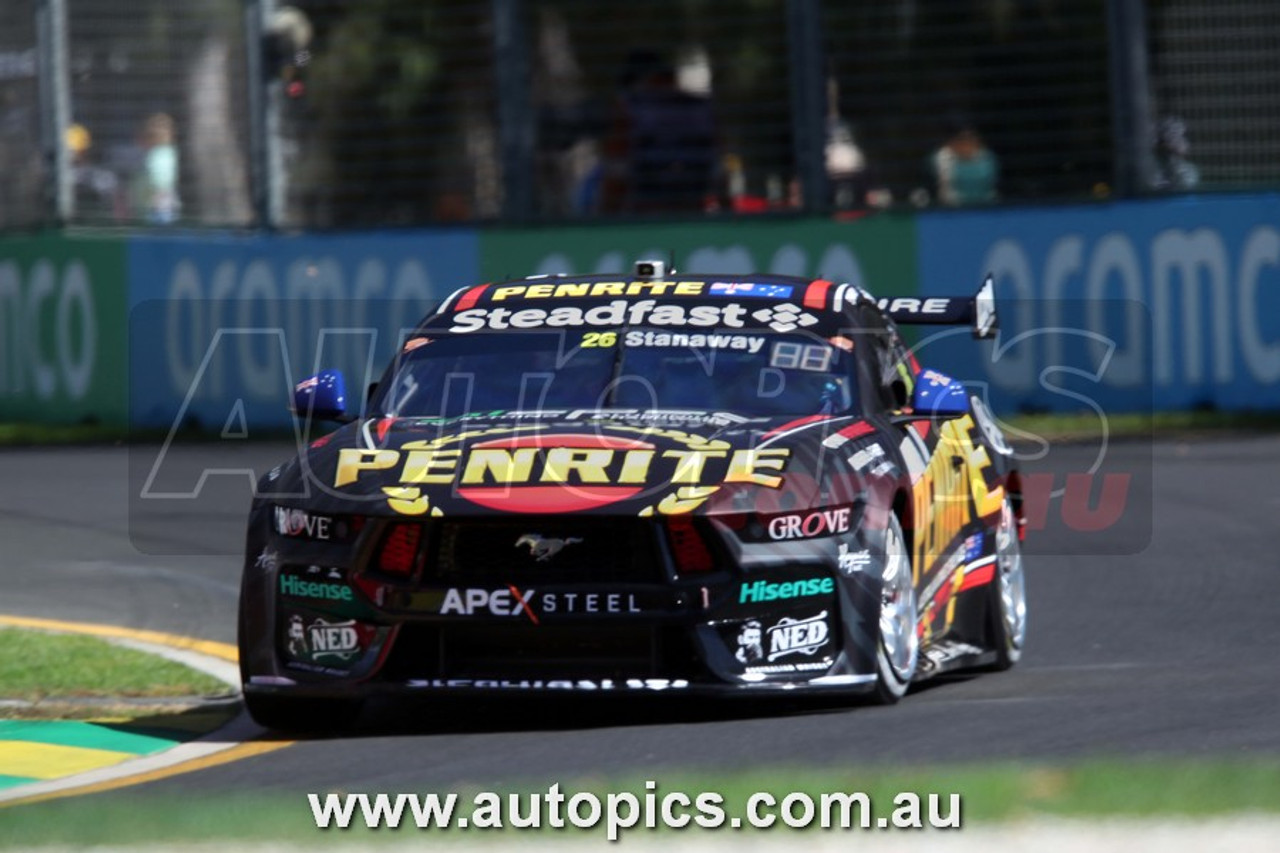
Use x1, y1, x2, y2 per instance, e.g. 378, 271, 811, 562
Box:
377, 623, 703, 681
428, 519, 664, 585
442, 624, 654, 678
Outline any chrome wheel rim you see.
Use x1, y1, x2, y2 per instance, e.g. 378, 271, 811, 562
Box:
996, 502, 1027, 650
879, 523, 918, 679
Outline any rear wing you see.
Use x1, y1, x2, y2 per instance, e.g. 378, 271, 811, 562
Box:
876, 275, 997, 339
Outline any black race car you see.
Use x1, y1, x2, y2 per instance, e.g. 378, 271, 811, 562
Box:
238, 262, 1027, 730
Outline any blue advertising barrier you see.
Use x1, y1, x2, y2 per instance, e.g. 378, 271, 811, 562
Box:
128, 230, 479, 431
916, 194, 1280, 414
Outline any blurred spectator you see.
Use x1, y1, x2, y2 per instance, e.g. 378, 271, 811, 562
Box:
930, 122, 998, 206
826, 119, 868, 210
129, 112, 181, 223
600, 49, 717, 214
0, 83, 42, 227
66, 123, 120, 221
1151, 116, 1200, 191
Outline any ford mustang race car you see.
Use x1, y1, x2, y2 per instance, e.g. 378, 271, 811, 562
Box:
238, 261, 1027, 730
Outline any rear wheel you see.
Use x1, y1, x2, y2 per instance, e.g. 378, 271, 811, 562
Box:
987, 497, 1027, 670
869, 513, 919, 704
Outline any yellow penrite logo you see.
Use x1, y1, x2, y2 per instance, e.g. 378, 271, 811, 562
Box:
488, 280, 706, 301
910, 412, 1004, 640
333, 425, 790, 516
910, 414, 1003, 573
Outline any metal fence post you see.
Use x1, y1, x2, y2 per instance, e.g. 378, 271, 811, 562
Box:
245, 0, 280, 229
493, 0, 533, 222
787, 0, 827, 213
36, 0, 70, 225
1106, 0, 1155, 196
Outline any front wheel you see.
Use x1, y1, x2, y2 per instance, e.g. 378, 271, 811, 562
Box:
869, 513, 919, 704
986, 497, 1027, 670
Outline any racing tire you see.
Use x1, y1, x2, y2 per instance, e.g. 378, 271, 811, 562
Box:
243, 692, 363, 734
986, 497, 1027, 671
869, 512, 919, 704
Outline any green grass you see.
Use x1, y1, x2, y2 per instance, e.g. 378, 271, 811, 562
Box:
1004, 409, 1280, 442
0, 628, 230, 715
0, 423, 132, 445
0, 422, 285, 446
2, 758, 1278, 846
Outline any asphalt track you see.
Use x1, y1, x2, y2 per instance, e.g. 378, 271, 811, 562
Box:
3, 433, 1280, 802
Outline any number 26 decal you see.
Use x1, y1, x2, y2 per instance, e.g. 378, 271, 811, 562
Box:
581, 331, 617, 348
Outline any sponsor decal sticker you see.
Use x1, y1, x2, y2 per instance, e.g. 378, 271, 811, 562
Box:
749, 304, 820, 333
437, 587, 643, 622
739, 576, 834, 604
570, 409, 752, 427
919, 368, 952, 387
909, 412, 1003, 622
449, 299, 745, 333
708, 282, 795, 299
273, 506, 340, 541
732, 610, 835, 675
285, 614, 364, 664
279, 573, 354, 602
869, 460, 897, 477
307, 618, 361, 660
767, 611, 830, 661
623, 329, 766, 353
744, 661, 831, 674
920, 640, 984, 671
447, 298, 822, 335
333, 424, 791, 517
765, 506, 853, 541
875, 296, 952, 315
837, 543, 872, 573
734, 619, 765, 664
406, 678, 689, 691
848, 444, 886, 473
488, 280, 707, 301
964, 531, 985, 562
827, 335, 855, 352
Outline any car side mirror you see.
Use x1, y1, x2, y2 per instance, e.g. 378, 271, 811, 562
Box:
911, 368, 968, 418
291, 369, 349, 421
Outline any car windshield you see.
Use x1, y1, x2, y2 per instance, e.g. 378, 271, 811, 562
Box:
374, 328, 858, 419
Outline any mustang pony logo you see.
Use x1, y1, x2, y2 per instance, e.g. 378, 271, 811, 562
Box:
515, 534, 582, 562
